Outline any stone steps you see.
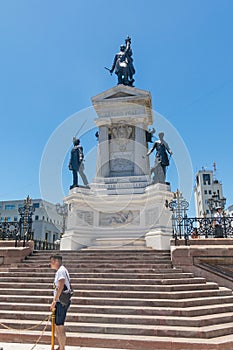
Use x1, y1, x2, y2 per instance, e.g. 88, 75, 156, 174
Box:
2, 310, 233, 328
1, 329, 233, 350
26, 251, 171, 259
2, 302, 233, 317
7, 266, 178, 273
0, 282, 220, 293
26, 254, 171, 260
0, 272, 198, 281
1, 248, 233, 349
1, 294, 233, 309
0, 288, 230, 302
2, 317, 233, 338
0, 277, 208, 288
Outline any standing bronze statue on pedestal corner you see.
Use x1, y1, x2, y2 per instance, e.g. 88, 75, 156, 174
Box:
147, 132, 172, 184
68, 137, 88, 189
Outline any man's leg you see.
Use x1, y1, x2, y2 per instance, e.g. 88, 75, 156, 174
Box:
55, 325, 66, 350
72, 170, 78, 186
79, 163, 88, 186
55, 302, 70, 350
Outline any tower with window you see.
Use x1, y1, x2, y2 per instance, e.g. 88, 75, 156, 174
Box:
194, 168, 225, 217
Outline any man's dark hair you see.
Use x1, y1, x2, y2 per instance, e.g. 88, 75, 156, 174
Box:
50, 254, 63, 263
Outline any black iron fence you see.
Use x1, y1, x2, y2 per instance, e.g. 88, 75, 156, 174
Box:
0, 221, 59, 250
33, 240, 60, 251
0, 221, 19, 240
172, 216, 233, 242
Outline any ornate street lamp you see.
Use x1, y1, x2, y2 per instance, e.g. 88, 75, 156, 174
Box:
18, 195, 35, 246
168, 189, 189, 241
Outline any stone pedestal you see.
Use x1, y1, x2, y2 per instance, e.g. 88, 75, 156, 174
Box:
61, 85, 173, 250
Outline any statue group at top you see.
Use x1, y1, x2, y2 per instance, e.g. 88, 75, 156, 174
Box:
109, 36, 136, 86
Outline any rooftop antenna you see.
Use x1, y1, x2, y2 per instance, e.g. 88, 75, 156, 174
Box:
213, 161, 217, 180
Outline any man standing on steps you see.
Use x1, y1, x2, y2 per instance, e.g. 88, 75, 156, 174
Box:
50, 254, 71, 350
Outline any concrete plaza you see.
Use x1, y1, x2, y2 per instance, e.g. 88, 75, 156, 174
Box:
0, 344, 127, 350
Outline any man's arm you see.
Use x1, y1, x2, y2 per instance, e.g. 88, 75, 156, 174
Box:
50, 278, 65, 310
110, 54, 118, 74
163, 140, 173, 155
147, 141, 157, 156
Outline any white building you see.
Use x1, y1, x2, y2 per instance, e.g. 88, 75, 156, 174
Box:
225, 205, 233, 217
0, 199, 63, 243
194, 169, 224, 217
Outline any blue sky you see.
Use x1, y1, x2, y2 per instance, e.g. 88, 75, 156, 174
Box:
0, 0, 232, 216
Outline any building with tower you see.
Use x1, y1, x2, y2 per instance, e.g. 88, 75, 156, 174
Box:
194, 167, 225, 217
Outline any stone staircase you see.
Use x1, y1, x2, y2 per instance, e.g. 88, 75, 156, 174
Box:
1, 249, 233, 349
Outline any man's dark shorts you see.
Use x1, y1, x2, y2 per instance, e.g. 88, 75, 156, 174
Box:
55, 301, 71, 325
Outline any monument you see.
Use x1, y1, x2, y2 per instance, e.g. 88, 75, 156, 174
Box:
60, 37, 173, 250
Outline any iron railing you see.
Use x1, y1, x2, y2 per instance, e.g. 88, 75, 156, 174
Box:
33, 240, 60, 251
0, 221, 59, 250
172, 216, 233, 243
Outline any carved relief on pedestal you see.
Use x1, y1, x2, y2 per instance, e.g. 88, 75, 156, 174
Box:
110, 122, 134, 151
108, 122, 135, 174
76, 210, 94, 226
100, 210, 140, 226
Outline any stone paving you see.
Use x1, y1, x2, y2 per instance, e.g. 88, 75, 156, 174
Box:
0, 344, 126, 350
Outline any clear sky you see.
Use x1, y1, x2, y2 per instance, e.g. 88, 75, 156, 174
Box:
0, 0, 232, 216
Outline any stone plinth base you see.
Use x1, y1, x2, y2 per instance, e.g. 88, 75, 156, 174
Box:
60, 182, 173, 250
145, 228, 172, 250
0, 240, 34, 266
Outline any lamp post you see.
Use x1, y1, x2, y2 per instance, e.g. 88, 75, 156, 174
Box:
18, 195, 35, 246
56, 203, 68, 238
168, 189, 189, 242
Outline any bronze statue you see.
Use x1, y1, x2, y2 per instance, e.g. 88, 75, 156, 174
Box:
147, 132, 172, 184
68, 138, 88, 189
108, 36, 135, 86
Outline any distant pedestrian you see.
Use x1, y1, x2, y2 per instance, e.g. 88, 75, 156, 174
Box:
50, 254, 71, 350
214, 207, 224, 238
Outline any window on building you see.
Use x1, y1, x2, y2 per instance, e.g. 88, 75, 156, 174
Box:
209, 190, 212, 194
0, 217, 10, 222
5, 204, 16, 210
14, 217, 18, 221
203, 174, 210, 185
33, 203, 40, 209
204, 190, 207, 194
35, 215, 39, 221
